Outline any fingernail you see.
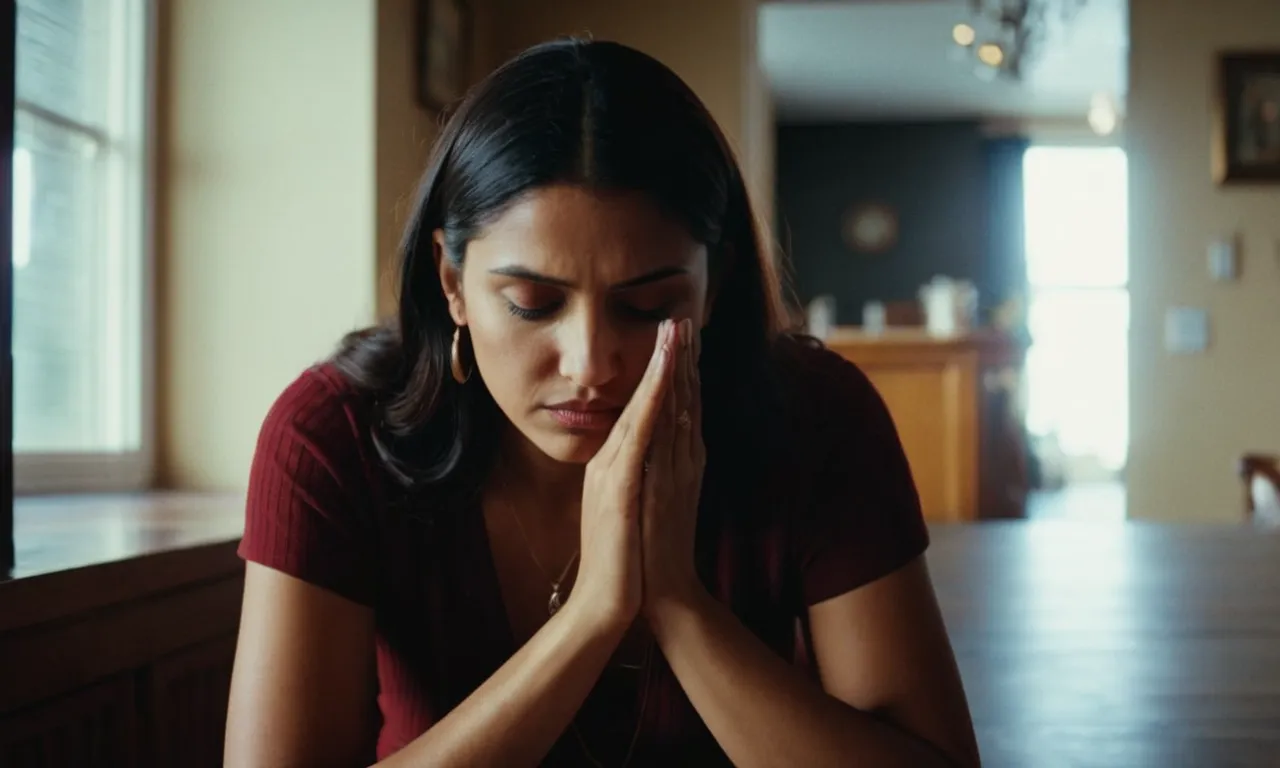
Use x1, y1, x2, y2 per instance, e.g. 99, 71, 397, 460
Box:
651, 321, 668, 363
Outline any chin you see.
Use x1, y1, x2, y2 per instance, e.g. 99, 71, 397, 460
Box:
531, 430, 607, 465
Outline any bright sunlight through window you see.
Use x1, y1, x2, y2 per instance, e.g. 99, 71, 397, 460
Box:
12, 0, 149, 492
1022, 146, 1129, 477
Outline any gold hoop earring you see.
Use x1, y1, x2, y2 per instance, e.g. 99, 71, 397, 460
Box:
451, 326, 473, 384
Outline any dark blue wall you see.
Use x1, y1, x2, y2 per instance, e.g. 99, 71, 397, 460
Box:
776, 121, 1016, 325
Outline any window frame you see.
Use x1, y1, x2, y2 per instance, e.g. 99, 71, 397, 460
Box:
12, 0, 155, 495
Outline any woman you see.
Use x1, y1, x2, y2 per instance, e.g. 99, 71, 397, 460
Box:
225, 39, 980, 767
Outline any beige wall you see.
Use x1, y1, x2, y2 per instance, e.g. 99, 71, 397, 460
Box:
375, 0, 440, 319
374, 0, 500, 319
157, 0, 767, 490
159, 0, 378, 488
1127, 0, 1280, 521
743, 6, 776, 233
485, 0, 773, 221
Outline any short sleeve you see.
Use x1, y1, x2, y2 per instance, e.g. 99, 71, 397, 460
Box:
791, 345, 930, 606
238, 365, 378, 606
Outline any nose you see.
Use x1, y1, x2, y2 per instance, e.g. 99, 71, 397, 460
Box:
557, 307, 621, 389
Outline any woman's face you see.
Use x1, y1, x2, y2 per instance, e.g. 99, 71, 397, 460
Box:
437, 184, 713, 465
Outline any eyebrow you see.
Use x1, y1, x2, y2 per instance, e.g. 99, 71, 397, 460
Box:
488, 265, 689, 291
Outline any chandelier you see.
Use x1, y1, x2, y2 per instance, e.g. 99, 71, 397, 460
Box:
951, 0, 1089, 79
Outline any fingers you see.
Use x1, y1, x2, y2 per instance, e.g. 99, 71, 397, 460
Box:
645, 329, 677, 498
672, 319, 693, 463
609, 319, 676, 465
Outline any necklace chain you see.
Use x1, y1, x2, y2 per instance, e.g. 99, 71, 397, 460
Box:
491, 481, 651, 764
570, 640, 654, 768
500, 497, 580, 616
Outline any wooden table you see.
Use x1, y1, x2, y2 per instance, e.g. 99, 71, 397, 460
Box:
929, 521, 1280, 767
4, 498, 1279, 766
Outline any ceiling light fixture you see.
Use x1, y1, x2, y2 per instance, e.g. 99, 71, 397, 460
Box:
952, 0, 1089, 80
977, 43, 1005, 68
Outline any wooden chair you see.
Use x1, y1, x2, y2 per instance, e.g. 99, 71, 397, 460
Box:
1238, 453, 1280, 527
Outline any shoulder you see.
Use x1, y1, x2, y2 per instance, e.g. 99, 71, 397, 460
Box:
242, 364, 385, 605
253, 363, 380, 491
264, 363, 364, 425
766, 336, 928, 604
259, 364, 370, 444
769, 334, 888, 442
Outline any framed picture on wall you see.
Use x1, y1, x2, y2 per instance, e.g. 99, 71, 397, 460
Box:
418, 0, 469, 111
1213, 51, 1280, 184
842, 202, 899, 255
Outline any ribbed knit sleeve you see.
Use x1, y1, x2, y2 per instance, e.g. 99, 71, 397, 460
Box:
238, 365, 377, 606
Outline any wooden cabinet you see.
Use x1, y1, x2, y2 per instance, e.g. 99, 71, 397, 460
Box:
826, 328, 1025, 522
0, 497, 245, 768
148, 637, 238, 768
0, 675, 139, 767
0, 580, 241, 768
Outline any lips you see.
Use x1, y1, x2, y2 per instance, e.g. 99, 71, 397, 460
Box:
544, 401, 623, 431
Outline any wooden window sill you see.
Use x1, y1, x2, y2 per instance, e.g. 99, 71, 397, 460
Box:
2, 493, 245, 634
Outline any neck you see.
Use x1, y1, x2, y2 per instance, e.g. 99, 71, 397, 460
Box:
492, 425, 585, 517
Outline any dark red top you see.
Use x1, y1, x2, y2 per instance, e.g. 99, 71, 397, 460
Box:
238, 338, 928, 766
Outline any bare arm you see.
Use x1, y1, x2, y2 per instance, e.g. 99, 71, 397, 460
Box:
378, 591, 626, 767
647, 557, 980, 768
225, 562, 628, 768
225, 563, 378, 767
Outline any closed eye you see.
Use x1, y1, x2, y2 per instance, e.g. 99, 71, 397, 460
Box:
506, 299, 561, 321
505, 299, 672, 323
618, 301, 674, 322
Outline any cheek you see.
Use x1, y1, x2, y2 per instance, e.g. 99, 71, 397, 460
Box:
472, 322, 542, 369
467, 312, 557, 402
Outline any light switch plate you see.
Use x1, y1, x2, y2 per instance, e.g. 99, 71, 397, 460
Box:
1208, 237, 1239, 281
1165, 306, 1209, 354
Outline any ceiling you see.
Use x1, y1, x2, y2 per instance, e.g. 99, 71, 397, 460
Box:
760, 0, 1129, 122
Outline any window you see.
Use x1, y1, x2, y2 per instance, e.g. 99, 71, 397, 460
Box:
13, 0, 150, 492
1022, 145, 1129, 482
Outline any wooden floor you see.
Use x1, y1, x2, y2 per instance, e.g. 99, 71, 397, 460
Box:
930, 521, 1280, 768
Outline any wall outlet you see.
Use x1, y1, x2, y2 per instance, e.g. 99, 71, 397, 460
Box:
1165, 306, 1209, 354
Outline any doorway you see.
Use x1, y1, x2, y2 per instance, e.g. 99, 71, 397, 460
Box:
1021, 145, 1128, 521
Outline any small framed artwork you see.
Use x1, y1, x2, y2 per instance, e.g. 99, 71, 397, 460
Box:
842, 202, 899, 255
1213, 51, 1280, 184
418, 0, 469, 112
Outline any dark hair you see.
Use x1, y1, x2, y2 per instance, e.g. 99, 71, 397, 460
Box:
333, 38, 793, 501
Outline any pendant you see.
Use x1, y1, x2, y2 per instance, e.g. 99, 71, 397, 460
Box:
548, 587, 564, 616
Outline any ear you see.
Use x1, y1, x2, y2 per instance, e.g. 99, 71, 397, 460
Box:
435, 229, 467, 327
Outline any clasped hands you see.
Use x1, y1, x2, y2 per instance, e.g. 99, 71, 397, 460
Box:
573, 317, 706, 632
